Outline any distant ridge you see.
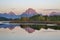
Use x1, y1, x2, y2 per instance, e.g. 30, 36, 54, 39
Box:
0, 11, 20, 19
49, 12, 60, 16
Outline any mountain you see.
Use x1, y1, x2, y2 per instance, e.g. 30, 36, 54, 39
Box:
0, 11, 20, 19
20, 8, 38, 17
49, 12, 60, 16
0, 8, 42, 19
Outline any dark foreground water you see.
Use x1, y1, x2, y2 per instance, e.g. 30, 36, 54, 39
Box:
0, 24, 60, 40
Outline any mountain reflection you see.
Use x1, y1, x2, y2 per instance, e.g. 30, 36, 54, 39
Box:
0, 24, 60, 33
0, 24, 16, 30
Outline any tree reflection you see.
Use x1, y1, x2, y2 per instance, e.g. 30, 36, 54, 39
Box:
0, 24, 60, 33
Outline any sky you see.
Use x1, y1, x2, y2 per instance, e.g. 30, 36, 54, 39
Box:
0, 0, 60, 14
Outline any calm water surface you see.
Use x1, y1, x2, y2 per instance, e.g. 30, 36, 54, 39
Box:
0, 24, 60, 40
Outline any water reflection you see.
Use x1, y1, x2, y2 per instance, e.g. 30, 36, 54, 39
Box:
0, 23, 60, 33
0, 24, 60, 40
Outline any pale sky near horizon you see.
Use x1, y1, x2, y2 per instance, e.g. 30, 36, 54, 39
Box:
0, 0, 60, 14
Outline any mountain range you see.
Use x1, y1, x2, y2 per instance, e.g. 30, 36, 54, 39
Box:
0, 12, 20, 19
0, 8, 39, 19
0, 8, 60, 19
49, 12, 60, 16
